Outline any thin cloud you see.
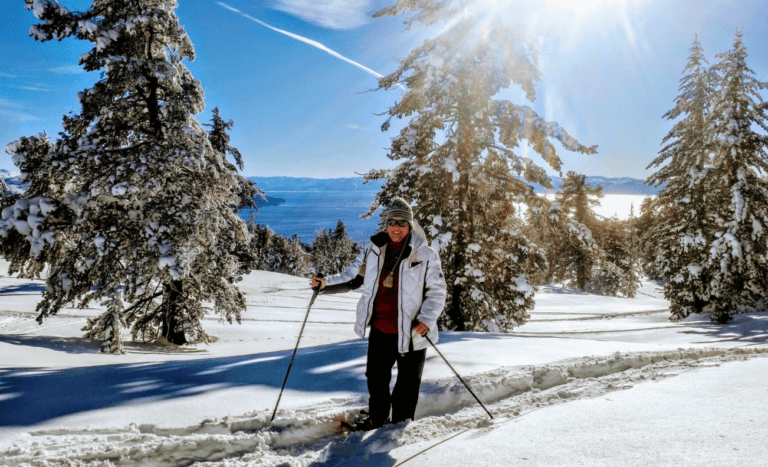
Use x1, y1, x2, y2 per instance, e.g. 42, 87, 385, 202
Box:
0, 72, 17, 78
0, 98, 19, 108
10, 85, 53, 92
346, 124, 370, 130
0, 98, 40, 122
48, 65, 86, 75
269, 0, 374, 30
0, 108, 41, 123
217, 2, 384, 80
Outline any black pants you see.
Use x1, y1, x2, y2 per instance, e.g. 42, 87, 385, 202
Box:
366, 327, 427, 424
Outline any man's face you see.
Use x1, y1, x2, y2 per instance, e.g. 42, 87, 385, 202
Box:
387, 217, 410, 243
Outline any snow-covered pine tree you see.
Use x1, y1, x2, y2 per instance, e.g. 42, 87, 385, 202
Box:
272, 233, 310, 276
311, 220, 361, 276
636, 195, 667, 280
523, 195, 565, 286
204, 106, 262, 217
284, 234, 310, 276
555, 172, 604, 291
329, 219, 362, 273
364, 0, 596, 331
588, 216, 636, 297
705, 30, 768, 322
645, 35, 715, 320
247, 224, 309, 275
1, 0, 254, 352
249, 223, 277, 271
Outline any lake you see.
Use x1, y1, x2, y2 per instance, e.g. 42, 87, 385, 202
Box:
239, 191, 382, 244
238, 192, 655, 244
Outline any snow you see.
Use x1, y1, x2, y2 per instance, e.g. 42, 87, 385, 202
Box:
514, 194, 652, 222
0, 261, 767, 466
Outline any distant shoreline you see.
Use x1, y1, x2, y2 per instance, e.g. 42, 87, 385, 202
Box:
248, 175, 660, 196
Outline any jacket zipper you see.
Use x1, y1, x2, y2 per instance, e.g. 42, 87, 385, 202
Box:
399, 253, 410, 355
364, 247, 382, 329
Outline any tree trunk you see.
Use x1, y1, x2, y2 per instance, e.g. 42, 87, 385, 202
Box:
161, 280, 187, 345
448, 172, 470, 331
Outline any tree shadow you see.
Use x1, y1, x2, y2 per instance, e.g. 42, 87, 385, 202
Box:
679, 312, 768, 345
0, 283, 46, 295
0, 334, 103, 354
537, 286, 589, 295
0, 338, 371, 427
438, 331, 514, 344
0, 334, 208, 355
0, 331, 510, 428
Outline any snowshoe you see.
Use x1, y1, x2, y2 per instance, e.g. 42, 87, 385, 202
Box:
337, 410, 389, 433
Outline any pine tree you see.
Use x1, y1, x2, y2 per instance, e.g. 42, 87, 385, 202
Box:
204, 107, 262, 217
636, 195, 667, 280
1, 0, 253, 352
311, 220, 361, 276
364, 0, 596, 331
523, 195, 565, 286
622, 204, 641, 297
555, 172, 604, 290
705, 30, 768, 322
646, 35, 715, 320
248, 224, 310, 276
589, 216, 635, 297
284, 234, 311, 276
249, 223, 276, 271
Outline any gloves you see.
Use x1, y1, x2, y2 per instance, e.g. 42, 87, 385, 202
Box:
311, 273, 325, 290
413, 322, 429, 336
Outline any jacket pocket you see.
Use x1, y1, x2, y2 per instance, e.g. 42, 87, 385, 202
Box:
400, 261, 425, 295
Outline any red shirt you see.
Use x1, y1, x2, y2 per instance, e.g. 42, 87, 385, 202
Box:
371, 239, 407, 334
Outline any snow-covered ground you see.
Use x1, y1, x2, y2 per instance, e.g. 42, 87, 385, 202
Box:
1, 259, 767, 466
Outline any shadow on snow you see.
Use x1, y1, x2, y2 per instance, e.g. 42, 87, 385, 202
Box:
681, 312, 768, 345
0, 331, 515, 427
0, 282, 47, 295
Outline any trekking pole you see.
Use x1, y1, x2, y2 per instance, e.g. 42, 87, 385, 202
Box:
271, 286, 319, 423
425, 335, 494, 419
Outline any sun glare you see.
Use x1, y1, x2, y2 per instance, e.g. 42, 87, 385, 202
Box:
477, 0, 630, 17
543, 0, 628, 14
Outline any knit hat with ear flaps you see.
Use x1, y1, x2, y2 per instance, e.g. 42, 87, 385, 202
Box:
386, 197, 414, 224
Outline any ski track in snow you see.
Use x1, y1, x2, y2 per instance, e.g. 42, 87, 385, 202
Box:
3, 347, 766, 467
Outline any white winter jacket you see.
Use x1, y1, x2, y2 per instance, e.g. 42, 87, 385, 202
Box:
323, 222, 447, 354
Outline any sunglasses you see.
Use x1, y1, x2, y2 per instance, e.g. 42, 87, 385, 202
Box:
387, 219, 410, 227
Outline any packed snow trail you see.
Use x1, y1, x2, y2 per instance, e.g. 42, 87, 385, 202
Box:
2, 346, 766, 466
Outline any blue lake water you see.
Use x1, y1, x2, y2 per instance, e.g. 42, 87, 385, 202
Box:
238, 191, 383, 244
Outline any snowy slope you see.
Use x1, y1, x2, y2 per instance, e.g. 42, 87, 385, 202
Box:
1, 262, 767, 466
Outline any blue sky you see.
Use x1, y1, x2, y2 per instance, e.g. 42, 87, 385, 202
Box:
1, 0, 767, 180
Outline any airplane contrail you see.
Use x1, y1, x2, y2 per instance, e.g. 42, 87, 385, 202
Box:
216, 2, 385, 80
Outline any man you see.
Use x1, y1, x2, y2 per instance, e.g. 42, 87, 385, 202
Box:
312, 197, 447, 430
